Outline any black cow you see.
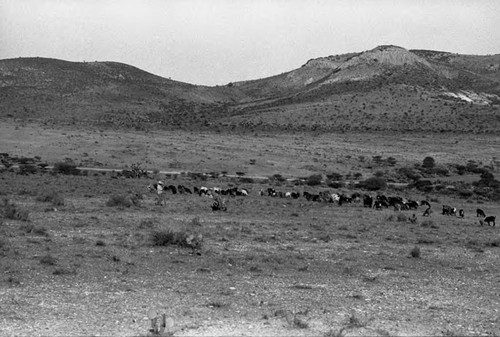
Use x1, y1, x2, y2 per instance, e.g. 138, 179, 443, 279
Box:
477, 209, 486, 217
363, 195, 373, 208
458, 209, 464, 218
483, 216, 496, 226
442, 205, 456, 216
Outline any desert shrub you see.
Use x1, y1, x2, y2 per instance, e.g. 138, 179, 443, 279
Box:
397, 166, 421, 181
327, 181, 345, 188
386, 157, 397, 166
421, 220, 435, 228
430, 166, 450, 176
40, 254, 57, 265
53, 162, 80, 175
53, 268, 76, 275
271, 174, 286, 182
151, 225, 203, 250
422, 156, 436, 169
396, 213, 407, 222
359, 177, 387, 191
18, 164, 38, 175
105, 194, 140, 207
326, 172, 343, 181
410, 246, 421, 258
36, 191, 65, 206
96, 240, 106, 246
306, 174, 323, 186
106, 194, 132, 207
410, 179, 433, 192
32, 226, 49, 236
2, 200, 29, 221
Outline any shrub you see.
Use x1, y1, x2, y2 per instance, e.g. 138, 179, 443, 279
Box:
422, 156, 436, 169
40, 254, 57, 265
151, 226, 203, 250
396, 213, 407, 222
306, 174, 323, 186
410, 180, 433, 192
18, 164, 38, 175
326, 172, 343, 181
36, 191, 65, 206
328, 181, 345, 188
32, 226, 49, 236
105, 194, 140, 207
2, 200, 29, 221
359, 177, 387, 191
53, 162, 80, 175
410, 246, 421, 258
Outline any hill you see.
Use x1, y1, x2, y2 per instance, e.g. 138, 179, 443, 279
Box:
1, 46, 500, 132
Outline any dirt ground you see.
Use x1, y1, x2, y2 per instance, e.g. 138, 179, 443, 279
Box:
1, 121, 499, 180
1, 121, 500, 336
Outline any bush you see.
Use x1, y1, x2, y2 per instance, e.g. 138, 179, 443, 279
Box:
410, 180, 433, 192
410, 246, 421, 258
151, 224, 203, 250
105, 194, 140, 207
359, 177, 387, 191
53, 162, 80, 175
422, 156, 435, 169
40, 254, 57, 265
36, 191, 65, 206
306, 174, 323, 186
2, 199, 29, 221
18, 164, 38, 175
326, 172, 343, 181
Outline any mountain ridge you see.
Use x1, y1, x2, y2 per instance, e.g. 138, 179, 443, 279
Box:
1, 45, 499, 133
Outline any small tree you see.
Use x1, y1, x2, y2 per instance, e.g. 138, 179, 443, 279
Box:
422, 156, 436, 170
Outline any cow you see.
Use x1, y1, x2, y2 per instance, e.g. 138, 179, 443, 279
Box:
483, 216, 496, 226
477, 209, 486, 218
422, 206, 431, 217
458, 209, 464, 218
363, 195, 373, 208
442, 205, 456, 216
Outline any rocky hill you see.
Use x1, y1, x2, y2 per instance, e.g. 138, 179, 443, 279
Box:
1, 46, 499, 132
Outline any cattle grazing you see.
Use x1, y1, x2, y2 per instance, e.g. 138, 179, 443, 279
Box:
406, 200, 419, 210
338, 194, 352, 206
363, 195, 373, 208
476, 208, 486, 218
177, 185, 192, 194
420, 200, 431, 208
167, 185, 177, 194
442, 205, 456, 216
483, 216, 496, 226
422, 205, 431, 217
458, 209, 464, 218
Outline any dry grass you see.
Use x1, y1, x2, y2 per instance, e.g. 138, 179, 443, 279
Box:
0, 125, 499, 336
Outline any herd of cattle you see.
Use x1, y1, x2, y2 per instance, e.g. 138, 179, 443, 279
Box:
147, 181, 496, 226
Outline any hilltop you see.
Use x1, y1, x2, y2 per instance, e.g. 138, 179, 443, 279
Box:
1, 45, 499, 133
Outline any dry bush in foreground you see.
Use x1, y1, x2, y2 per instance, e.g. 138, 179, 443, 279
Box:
106, 194, 141, 207
151, 223, 203, 250
2, 199, 29, 221
36, 190, 65, 206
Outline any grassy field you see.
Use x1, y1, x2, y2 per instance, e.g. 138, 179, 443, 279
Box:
1, 121, 500, 336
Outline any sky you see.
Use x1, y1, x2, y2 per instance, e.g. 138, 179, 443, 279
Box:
1, 0, 499, 86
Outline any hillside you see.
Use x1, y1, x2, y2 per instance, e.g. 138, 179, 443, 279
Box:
1, 46, 500, 132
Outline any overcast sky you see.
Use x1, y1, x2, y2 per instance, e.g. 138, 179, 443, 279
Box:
1, 0, 499, 86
